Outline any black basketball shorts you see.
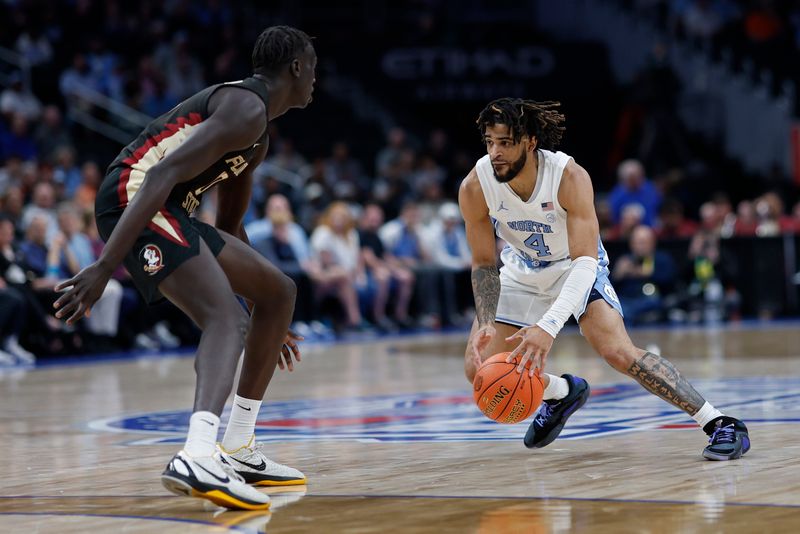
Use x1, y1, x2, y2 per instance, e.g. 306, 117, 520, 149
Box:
96, 198, 226, 305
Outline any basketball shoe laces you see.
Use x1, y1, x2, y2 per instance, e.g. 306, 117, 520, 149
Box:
216, 456, 247, 483
708, 423, 736, 445
534, 401, 553, 426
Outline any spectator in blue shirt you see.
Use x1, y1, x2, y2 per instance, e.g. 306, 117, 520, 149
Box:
612, 225, 676, 325
608, 159, 662, 226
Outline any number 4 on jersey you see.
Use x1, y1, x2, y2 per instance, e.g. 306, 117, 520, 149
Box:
524, 232, 550, 257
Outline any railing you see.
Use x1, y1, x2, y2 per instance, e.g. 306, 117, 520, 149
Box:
63, 86, 152, 145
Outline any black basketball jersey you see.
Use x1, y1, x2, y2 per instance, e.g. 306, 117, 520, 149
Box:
96, 77, 269, 216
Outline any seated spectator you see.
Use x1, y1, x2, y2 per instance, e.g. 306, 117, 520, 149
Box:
422, 202, 472, 325
73, 161, 101, 212
0, 72, 42, 122
713, 193, 737, 238
246, 194, 310, 258
677, 228, 741, 323
18, 215, 79, 354
266, 138, 309, 176
324, 142, 366, 201
21, 182, 59, 241
380, 201, 443, 327
733, 200, 758, 236
655, 198, 698, 239
0, 216, 37, 364
612, 225, 676, 325
411, 154, 446, 196
250, 194, 316, 327
606, 203, 646, 242
1, 185, 25, 230
59, 53, 100, 107
755, 192, 794, 236
697, 201, 723, 237
34, 106, 73, 162
0, 113, 38, 163
608, 159, 661, 226
359, 203, 414, 330
57, 203, 123, 346
424, 202, 471, 271
53, 146, 82, 199
375, 127, 409, 178
309, 202, 364, 330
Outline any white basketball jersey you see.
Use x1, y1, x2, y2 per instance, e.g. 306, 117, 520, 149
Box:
475, 149, 610, 287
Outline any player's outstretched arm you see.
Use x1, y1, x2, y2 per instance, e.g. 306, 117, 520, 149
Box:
459, 169, 499, 367
54, 89, 267, 324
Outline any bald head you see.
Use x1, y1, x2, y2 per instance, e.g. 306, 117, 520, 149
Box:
630, 225, 656, 258
618, 159, 645, 190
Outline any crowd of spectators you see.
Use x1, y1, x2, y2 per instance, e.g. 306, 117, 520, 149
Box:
628, 0, 800, 100
3, 0, 800, 366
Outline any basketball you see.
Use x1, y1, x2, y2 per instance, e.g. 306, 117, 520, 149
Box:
473, 352, 544, 424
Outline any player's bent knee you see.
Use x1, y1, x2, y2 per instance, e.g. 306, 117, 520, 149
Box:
279, 273, 297, 302
598, 345, 636, 371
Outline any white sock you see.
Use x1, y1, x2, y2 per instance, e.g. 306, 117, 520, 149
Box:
692, 401, 723, 429
542, 374, 570, 400
221, 395, 262, 452
184, 411, 220, 457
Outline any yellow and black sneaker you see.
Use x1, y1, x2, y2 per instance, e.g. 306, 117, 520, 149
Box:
216, 436, 306, 486
161, 450, 271, 510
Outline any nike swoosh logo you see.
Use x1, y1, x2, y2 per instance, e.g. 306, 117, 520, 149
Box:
236, 404, 252, 411
231, 456, 266, 471
200, 419, 215, 426
195, 462, 230, 484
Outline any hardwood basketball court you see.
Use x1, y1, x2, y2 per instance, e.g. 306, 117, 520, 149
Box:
2, 324, 799, 532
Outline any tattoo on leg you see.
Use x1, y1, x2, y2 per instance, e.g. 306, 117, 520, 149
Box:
627, 352, 706, 415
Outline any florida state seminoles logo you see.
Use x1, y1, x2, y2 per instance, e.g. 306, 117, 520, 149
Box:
141, 244, 164, 275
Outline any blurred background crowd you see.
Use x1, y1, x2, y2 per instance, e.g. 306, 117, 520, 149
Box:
2, 0, 800, 363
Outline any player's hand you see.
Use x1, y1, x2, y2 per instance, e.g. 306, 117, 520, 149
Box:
470, 324, 496, 371
505, 326, 554, 376
53, 262, 112, 325
277, 329, 304, 372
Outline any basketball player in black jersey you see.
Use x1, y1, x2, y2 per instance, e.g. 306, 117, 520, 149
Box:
53, 26, 314, 510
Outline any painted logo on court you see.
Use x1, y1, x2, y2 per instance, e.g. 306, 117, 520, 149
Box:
141, 244, 164, 275
90, 377, 800, 444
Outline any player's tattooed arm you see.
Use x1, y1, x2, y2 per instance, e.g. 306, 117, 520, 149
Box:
627, 352, 706, 415
472, 265, 501, 327
459, 168, 500, 328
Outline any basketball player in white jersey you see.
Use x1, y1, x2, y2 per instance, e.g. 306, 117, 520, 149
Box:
459, 98, 749, 460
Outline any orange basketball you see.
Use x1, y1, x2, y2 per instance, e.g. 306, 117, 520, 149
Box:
473, 352, 544, 424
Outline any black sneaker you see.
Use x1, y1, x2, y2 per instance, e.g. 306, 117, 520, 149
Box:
524, 374, 590, 449
702, 417, 750, 461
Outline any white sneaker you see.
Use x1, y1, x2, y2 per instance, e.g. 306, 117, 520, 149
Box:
216, 436, 306, 486
134, 333, 160, 351
152, 321, 181, 349
3, 336, 35, 364
161, 450, 271, 510
0, 349, 16, 366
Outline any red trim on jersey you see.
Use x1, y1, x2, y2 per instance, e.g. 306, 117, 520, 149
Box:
147, 208, 190, 247
117, 112, 204, 206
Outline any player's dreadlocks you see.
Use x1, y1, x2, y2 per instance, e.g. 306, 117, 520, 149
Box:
252, 25, 313, 75
476, 98, 566, 150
